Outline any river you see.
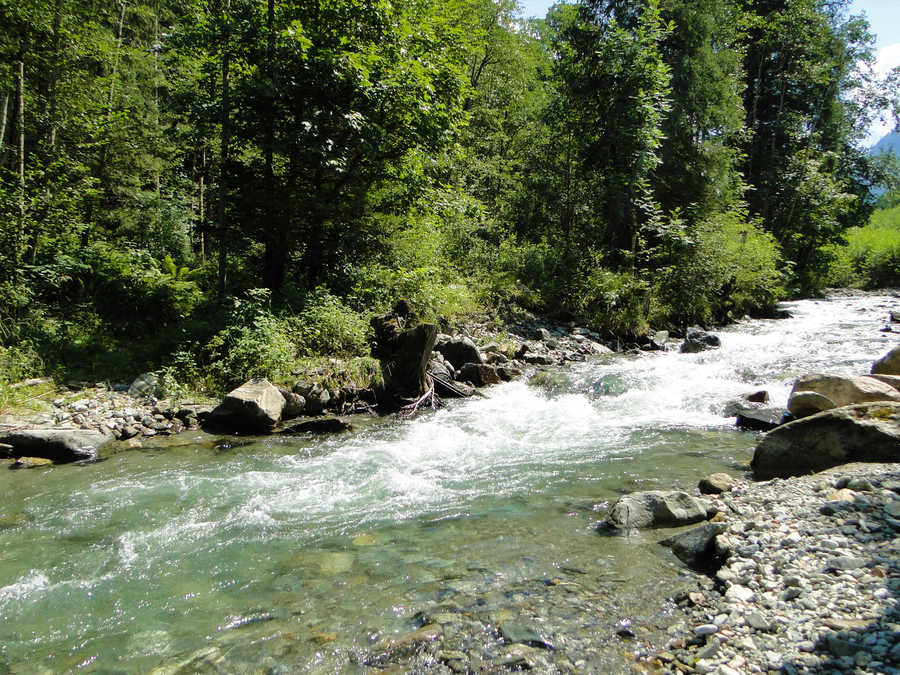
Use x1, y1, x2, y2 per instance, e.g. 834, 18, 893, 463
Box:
0, 293, 896, 673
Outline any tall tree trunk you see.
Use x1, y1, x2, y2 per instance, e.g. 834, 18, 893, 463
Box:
262, 0, 281, 291
15, 60, 26, 284
217, 0, 231, 299
97, 1, 127, 184
0, 92, 8, 168
198, 146, 206, 263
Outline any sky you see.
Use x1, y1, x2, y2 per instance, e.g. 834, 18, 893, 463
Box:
517, 0, 900, 144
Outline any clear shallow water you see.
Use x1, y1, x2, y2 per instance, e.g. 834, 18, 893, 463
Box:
0, 294, 897, 672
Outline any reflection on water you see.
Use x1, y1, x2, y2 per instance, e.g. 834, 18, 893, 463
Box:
0, 294, 896, 671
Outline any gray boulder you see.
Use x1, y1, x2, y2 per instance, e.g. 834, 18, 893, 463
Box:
872, 345, 900, 375
869, 374, 900, 393
607, 490, 713, 530
207, 378, 285, 433
680, 327, 721, 353
435, 336, 483, 370
661, 522, 727, 571
278, 388, 306, 420
457, 363, 502, 387
752, 402, 900, 479
788, 374, 900, 418
0, 429, 109, 463
788, 390, 836, 418
128, 373, 158, 397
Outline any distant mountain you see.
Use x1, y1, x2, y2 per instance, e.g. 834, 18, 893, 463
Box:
871, 131, 900, 155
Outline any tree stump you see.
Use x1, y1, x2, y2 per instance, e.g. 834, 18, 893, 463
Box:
370, 300, 437, 403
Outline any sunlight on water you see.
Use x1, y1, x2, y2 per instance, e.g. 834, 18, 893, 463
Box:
0, 293, 896, 671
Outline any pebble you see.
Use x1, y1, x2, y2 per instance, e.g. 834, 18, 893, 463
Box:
646, 463, 900, 675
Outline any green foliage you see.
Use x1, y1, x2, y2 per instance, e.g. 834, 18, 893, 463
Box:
0, 343, 43, 386
204, 290, 296, 388
826, 203, 900, 288
294, 290, 370, 357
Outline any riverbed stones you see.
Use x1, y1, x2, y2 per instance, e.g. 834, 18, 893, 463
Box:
0, 428, 109, 462
871, 345, 900, 375
751, 402, 900, 479
607, 490, 714, 529
639, 463, 900, 675
207, 378, 285, 433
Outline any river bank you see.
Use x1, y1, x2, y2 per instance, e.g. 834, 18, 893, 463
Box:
0, 293, 897, 672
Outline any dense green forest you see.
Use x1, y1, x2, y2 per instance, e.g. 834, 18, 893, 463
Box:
1, 0, 898, 393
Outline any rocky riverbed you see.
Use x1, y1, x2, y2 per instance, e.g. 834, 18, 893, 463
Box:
623, 462, 900, 675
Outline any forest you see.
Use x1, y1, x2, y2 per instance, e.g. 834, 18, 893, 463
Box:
1, 0, 898, 394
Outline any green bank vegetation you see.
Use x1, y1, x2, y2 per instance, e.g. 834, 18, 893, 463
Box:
0, 0, 897, 394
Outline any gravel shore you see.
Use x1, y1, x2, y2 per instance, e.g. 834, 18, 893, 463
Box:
633, 462, 900, 675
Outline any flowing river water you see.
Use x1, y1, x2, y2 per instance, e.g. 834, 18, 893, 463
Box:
1, 293, 897, 673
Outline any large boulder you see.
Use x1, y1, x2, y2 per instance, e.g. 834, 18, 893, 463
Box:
606, 490, 713, 530
751, 402, 900, 479
434, 336, 483, 370
371, 301, 437, 401
787, 373, 900, 418
0, 429, 109, 463
207, 378, 285, 433
872, 346, 900, 376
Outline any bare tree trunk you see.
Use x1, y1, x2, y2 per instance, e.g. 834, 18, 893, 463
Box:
15, 60, 26, 283
199, 146, 206, 263
0, 92, 8, 168
98, 1, 127, 182
217, 0, 231, 298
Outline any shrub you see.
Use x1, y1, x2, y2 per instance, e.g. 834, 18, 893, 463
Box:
294, 289, 370, 357
825, 204, 900, 289
204, 289, 297, 388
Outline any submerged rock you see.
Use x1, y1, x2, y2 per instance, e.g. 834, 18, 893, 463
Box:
606, 490, 713, 529
279, 417, 353, 435
0, 429, 109, 463
751, 402, 900, 479
207, 378, 285, 433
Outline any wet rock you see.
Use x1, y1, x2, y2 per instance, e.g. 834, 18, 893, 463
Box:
499, 621, 553, 650
0, 429, 108, 463
607, 490, 713, 529
752, 402, 900, 479
10, 456, 54, 469
661, 522, 726, 571
787, 391, 836, 418
278, 389, 306, 420
435, 336, 483, 369
206, 378, 286, 433
745, 390, 770, 403
280, 417, 352, 435
788, 374, 900, 416
871, 345, 900, 375
457, 363, 502, 387
735, 409, 782, 432
523, 354, 555, 365
680, 327, 721, 353
699, 473, 736, 495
